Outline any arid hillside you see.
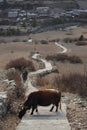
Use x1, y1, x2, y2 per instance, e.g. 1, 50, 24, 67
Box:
0, 26, 87, 130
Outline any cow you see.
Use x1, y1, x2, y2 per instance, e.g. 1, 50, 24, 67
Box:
18, 89, 61, 119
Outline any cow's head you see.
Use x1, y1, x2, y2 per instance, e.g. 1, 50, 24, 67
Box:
18, 103, 28, 119
18, 102, 31, 119
18, 107, 27, 119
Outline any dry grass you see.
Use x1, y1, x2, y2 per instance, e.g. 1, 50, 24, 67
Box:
53, 73, 87, 97
36, 77, 49, 87
0, 42, 61, 69
56, 63, 85, 76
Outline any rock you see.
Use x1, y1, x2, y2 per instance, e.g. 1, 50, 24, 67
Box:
51, 66, 59, 73
0, 70, 7, 83
2, 79, 16, 90
0, 92, 7, 118
0, 68, 17, 118
62, 96, 71, 104
67, 103, 76, 110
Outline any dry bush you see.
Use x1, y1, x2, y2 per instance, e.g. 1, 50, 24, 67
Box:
5, 57, 35, 72
46, 54, 68, 62
76, 41, 87, 46
53, 73, 87, 97
68, 55, 82, 63
40, 40, 48, 44
36, 77, 49, 87
49, 39, 60, 42
46, 54, 82, 64
64, 35, 87, 43
63, 37, 78, 43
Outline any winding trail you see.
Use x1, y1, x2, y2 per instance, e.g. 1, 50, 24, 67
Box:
55, 42, 68, 54
16, 42, 71, 130
31, 53, 52, 76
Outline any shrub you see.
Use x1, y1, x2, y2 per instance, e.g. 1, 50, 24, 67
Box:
46, 54, 67, 62
63, 38, 78, 43
76, 41, 87, 46
5, 57, 35, 72
40, 40, 48, 44
46, 54, 82, 64
68, 55, 82, 63
22, 39, 27, 42
53, 73, 87, 97
79, 34, 84, 41
12, 39, 20, 42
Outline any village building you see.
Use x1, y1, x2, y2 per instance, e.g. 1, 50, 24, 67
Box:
8, 9, 20, 18
36, 7, 50, 15
0, 0, 16, 2
27, 12, 37, 19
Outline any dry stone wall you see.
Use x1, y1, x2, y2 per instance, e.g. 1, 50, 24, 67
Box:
0, 68, 16, 118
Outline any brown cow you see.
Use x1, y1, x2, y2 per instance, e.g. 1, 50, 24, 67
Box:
18, 89, 61, 119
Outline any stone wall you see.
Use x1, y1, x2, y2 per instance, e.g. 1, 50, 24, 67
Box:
0, 68, 16, 118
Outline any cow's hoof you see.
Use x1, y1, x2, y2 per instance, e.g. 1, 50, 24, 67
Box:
30, 112, 33, 115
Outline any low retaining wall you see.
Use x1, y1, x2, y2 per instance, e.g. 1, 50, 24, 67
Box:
0, 69, 16, 118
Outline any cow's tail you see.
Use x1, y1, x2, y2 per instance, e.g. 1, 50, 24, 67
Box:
59, 92, 62, 111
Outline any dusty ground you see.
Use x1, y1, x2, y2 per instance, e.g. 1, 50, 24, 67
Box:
0, 26, 87, 130
0, 42, 61, 69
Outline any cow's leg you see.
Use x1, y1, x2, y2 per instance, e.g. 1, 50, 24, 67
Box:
36, 107, 38, 113
50, 105, 54, 112
31, 106, 35, 115
55, 104, 58, 112
31, 106, 37, 115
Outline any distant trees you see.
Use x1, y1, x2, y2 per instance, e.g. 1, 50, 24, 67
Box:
31, 19, 37, 27
3, 0, 8, 9
0, 28, 21, 36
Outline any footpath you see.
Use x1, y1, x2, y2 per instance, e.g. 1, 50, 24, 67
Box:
16, 42, 71, 130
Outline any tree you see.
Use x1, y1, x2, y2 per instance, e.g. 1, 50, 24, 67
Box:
79, 35, 84, 41
31, 19, 37, 27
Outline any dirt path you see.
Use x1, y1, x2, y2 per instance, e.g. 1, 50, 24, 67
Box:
55, 41, 68, 53
16, 43, 71, 130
